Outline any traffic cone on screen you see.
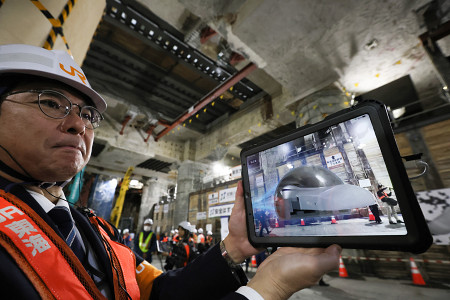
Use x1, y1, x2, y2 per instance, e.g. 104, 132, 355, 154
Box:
339, 256, 348, 277
301, 219, 305, 226
368, 208, 375, 221
410, 257, 426, 285
331, 216, 337, 224
275, 218, 279, 228
251, 255, 257, 267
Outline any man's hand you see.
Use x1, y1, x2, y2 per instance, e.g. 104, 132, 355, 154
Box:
223, 181, 261, 263
247, 245, 342, 300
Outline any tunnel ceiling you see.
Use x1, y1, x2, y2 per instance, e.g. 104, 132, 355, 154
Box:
82, 0, 266, 138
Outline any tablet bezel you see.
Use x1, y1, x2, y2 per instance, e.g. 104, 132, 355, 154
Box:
240, 100, 432, 253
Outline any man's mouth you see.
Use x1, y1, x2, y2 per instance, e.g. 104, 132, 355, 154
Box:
53, 142, 85, 155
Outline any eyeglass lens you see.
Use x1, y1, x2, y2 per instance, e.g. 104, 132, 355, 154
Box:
38, 91, 102, 129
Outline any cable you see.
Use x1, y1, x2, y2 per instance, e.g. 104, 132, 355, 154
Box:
0, 144, 35, 179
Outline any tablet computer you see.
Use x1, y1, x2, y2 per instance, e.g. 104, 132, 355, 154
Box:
240, 100, 432, 253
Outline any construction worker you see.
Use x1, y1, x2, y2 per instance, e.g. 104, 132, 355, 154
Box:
0, 44, 340, 300
173, 228, 179, 242
122, 228, 133, 248
197, 227, 206, 254
135, 218, 157, 263
205, 230, 214, 249
168, 229, 175, 242
164, 221, 196, 270
190, 226, 198, 248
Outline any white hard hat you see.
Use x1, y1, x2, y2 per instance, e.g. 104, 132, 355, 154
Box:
0, 44, 107, 112
170, 230, 175, 234
123, 229, 129, 234
178, 221, 191, 231
192, 228, 197, 234
207, 231, 212, 236
198, 228, 203, 234
174, 229, 179, 233
144, 218, 153, 225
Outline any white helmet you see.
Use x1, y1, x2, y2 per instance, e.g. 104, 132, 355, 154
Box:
174, 229, 179, 233
178, 221, 191, 231
207, 231, 212, 236
123, 228, 129, 235
144, 218, 153, 225
0, 44, 106, 112
198, 228, 203, 234
170, 230, 175, 235
192, 228, 197, 234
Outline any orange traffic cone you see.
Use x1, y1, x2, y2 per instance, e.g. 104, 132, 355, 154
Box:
301, 219, 305, 226
410, 257, 426, 285
331, 216, 337, 224
251, 255, 257, 267
275, 218, 279, 228
368, 208, 375, 221
339, 256, 348, 277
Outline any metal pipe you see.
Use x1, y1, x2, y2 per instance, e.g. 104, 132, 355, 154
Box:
119, 115, 132, 135
155, 62, 257, 141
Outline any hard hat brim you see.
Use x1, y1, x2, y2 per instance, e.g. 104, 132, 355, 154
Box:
0, 44, 107, 113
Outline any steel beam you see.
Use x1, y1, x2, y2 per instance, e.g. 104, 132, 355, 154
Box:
155, 62, 257, 141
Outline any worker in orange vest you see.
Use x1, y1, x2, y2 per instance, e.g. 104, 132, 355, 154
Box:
164, 221, 196, 270
206, 230, 214, 246
197, 228, 206, 254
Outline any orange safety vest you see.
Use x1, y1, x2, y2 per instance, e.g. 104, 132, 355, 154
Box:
379, 191, 388, 199
198, 234, 205, 244
183, 243, 190, 267
0, 190, 159, 299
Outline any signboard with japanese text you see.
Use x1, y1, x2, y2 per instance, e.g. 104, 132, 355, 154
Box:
208, 192, 219, 205
325, 152, 344, 168
230, 165, 242, 180
197, 212, 207, 220
208, 204, 234, 218
219, 187, 236, 203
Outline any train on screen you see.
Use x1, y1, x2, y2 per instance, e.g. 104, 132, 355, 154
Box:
274, 165, 376, 220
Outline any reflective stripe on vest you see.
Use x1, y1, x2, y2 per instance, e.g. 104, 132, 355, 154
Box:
0, 194, 104, 300
139, 231, 153, 253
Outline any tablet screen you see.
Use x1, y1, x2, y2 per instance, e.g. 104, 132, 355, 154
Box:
245, 113, 408, 237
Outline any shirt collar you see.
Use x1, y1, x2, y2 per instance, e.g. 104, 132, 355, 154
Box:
26, 189, 70, 213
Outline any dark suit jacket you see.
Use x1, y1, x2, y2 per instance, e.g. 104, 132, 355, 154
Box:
0, 176, 249, 299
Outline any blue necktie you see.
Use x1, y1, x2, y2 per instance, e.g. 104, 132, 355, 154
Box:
48, 206, 86, 262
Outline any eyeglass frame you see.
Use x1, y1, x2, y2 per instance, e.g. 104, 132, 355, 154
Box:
0, 89, 104, 129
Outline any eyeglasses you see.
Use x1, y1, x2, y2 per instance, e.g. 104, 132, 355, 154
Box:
1, 89, 103, 129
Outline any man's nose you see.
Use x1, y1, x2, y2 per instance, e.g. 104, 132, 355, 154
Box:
61, 104, 86, 134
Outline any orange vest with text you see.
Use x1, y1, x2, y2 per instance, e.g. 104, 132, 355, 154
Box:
0, 190, 162, 299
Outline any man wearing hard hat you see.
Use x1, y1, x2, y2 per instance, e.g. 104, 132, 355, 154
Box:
0, 44, 340, 300
134, 218, 157, 263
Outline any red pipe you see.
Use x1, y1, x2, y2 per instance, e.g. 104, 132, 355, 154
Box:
119, 115, 132, 135
144, 125, 156, 143
155, 62, 257, 141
